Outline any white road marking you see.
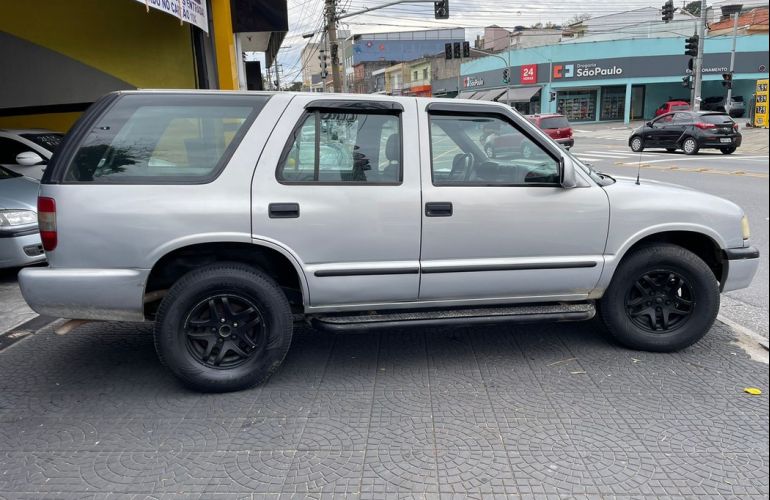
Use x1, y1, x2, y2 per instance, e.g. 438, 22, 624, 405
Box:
576, 157, 601, 162
622, 155, 768, 165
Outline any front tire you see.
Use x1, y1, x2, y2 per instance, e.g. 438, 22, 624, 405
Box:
599, 244, 719, 352
154, 263, 293, 392
630, 136, 644, 152
682, 137, 700, 155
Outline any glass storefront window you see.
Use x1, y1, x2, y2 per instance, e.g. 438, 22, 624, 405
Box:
556, 90, 597, 122
600, 86, 626, 121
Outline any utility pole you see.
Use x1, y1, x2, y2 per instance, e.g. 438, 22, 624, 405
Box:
325, 0, 342, 93
725, 12, 739, 113
692, 0, 707, 111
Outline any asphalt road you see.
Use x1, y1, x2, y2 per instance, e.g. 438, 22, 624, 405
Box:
571, 129, 769, 338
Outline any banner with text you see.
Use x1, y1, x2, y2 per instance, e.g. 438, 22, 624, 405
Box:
134, 0, 208, 32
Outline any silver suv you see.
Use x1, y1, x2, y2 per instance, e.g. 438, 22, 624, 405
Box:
19, 91, 759, 392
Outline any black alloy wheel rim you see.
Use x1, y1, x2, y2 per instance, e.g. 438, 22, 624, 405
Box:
624, 270, 695, 333
183, 294, 267, 369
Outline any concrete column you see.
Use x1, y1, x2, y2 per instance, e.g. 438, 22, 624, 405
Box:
595, 87, 602, 122
624, 82, 633, 125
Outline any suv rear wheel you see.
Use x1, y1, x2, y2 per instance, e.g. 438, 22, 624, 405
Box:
599, 244, 719, 352
154, 263, 293, 392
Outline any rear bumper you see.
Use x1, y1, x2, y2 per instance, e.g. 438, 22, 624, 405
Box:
18, 267, 149, 321
556, 137, 574, 148
699, 135, 742, 148
721, 246, 760, 292
0, 232, 46, 269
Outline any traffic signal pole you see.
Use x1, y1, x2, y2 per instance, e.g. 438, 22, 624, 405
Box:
325, 0, 342, 93
692, 0, 707, 111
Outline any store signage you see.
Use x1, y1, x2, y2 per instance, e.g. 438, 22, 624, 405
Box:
464, 76, 485, 88
134, 0, 208, 32
553, 62, 623, 79
754, 79, 769, 128
520, 64, 537, 84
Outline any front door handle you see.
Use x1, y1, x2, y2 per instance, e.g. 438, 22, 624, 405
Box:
269, 203, 300, 219
425, 202, 453, 217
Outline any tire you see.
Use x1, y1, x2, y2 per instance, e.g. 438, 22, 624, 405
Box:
720, 146, 736, 154
682, 137, 700, 155
484, 144, 496, 158
154, 262, 293, 392
665, 148, 677, 153
599, 244, 719, 352
630, 136, 644, 152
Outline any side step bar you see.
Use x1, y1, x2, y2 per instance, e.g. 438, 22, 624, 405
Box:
310, 302, 595, 332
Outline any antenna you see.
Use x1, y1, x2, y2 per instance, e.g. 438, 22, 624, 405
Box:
635, 151, 642, 185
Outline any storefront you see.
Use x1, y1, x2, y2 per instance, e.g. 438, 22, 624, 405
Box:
459, 36, 769, 123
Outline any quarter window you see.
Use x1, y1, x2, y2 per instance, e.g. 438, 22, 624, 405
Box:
277, 111, 401, 184
429, 114, 560, 186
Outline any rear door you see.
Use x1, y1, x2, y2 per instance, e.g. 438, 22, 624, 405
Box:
251, 96, 422, 307
664, 112, 693, 146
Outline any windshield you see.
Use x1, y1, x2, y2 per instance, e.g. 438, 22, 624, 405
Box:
701, 113, 734, 124
539, 117, 570, 129
19, 133, 63, 153
0, 166, 22, 180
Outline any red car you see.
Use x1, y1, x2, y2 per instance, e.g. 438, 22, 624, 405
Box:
526, 114, 574, 149
655, 100, 690, 117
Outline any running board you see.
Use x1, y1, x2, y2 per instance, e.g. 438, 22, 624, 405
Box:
310, 302, 595, 332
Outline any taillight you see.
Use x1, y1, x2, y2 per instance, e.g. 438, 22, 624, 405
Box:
37, 196, 57, 251
694, 122, 716, 130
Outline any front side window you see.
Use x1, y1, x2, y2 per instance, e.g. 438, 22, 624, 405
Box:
64, 94, 266, 182
277, 111, 401, 184
429, 114, 560, 186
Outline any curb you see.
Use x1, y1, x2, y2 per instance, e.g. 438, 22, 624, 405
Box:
717, 314, 769, 351
0, 315, 58, 352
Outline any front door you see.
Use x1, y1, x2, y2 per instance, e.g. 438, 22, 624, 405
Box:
644, 114, 673, 147
251, 96, 422, 307
418, 107, 609, 302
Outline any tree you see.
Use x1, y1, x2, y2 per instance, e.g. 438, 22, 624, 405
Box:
565, 13, 591, 26
287, 81, 303, 92
683, 1, 701, 16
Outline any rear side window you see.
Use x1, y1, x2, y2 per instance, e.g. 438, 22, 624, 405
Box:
701, 113, 734, 124
539, 117, 570, 129
64, 94, 266, 183
277, 111, 401, 184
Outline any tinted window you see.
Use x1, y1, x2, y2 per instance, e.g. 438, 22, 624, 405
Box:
64, 94, 265, 182
277, 111, 401, 184
19, 133, 63, 153
539, 117, 570, 129
673, 112, 692, 123
429, 114, 559, 186
733, 96, 744, 102
671, 104, 690, 111
0, 137, 30, 164
654, 114, 674, 124
701, 113, 734, 124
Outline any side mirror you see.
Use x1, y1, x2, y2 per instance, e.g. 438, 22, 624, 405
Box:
560, 156, 578, 188
645, 121, 653, 127
15, 151, 46, 166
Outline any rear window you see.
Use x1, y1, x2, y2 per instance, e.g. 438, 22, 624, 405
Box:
20, 133, 63, 153
538, 117, 570, 129
64, 94, 266, 183
700, 113, 734, 124
671, 104, 690, 111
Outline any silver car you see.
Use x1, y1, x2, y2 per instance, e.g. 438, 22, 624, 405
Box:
0, 129, 63, 180
0, 166, 45, 268
19, 91, 760, 392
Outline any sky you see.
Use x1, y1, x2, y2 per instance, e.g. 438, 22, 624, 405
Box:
270, 0, 680, 83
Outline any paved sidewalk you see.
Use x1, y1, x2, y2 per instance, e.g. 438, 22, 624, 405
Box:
0, 268, 36, 334
1, 320, 767, 498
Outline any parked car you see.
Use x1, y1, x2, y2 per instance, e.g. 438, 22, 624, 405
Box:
19, 91, 759, 392
654, 100, 690, 117
629, 111, 741, 155
526, 113, 574, 149
0, 166, 45, 268
701, 95, 746, 118
0, 129, 63, 180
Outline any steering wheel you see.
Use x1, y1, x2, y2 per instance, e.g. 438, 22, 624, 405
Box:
463, 152, 476, 181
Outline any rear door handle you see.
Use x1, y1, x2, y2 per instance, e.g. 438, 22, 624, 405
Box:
269, 203, 300, 219
425, 202, 453, 217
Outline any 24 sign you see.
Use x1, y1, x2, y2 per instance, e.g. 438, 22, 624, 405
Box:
521, 64, 537, 84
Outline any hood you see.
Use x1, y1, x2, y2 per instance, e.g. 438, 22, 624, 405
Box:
610, 175, 696, 191
0, 176, 40, 211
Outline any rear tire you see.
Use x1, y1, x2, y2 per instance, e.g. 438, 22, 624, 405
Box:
599, 244, 719, 352
682, 137, 700, 155
630, 136, 644, 152
154, 263, 293, 392
720, 146, 736, 154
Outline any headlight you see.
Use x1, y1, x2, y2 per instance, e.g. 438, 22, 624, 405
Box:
741, 215, 751, 240
0, 210, 37, 227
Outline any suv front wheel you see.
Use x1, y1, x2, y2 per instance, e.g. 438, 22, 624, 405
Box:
600, 244, 719, 352
154, 263, 293, 392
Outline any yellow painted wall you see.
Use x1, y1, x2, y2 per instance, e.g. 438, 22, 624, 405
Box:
0, 112, 81, 134
211, 0, 239, 90
0, 0, 197, 90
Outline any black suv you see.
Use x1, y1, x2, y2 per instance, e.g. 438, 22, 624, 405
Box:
701, 95, 746, 118
629, 111, 741, 155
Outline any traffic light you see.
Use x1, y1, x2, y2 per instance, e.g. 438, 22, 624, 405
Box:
453, 42, 461, 59
434, 0, 449, 19
688, 58, 694, 71
661, 0, 674, 22
462, 41, 470, 58
722, 72, 733, 88
330, 43, 338, 62
319, 50, 328, 79
681, 75, 692, 88
502, 68, 509, 83
549, 91, 557, 102
684, 35, 699, 57
444, 43, 453, 60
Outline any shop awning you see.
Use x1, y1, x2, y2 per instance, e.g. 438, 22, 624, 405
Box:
498, 86, 542, 103
475, 88, 507, 101
457, 90, 478, 99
